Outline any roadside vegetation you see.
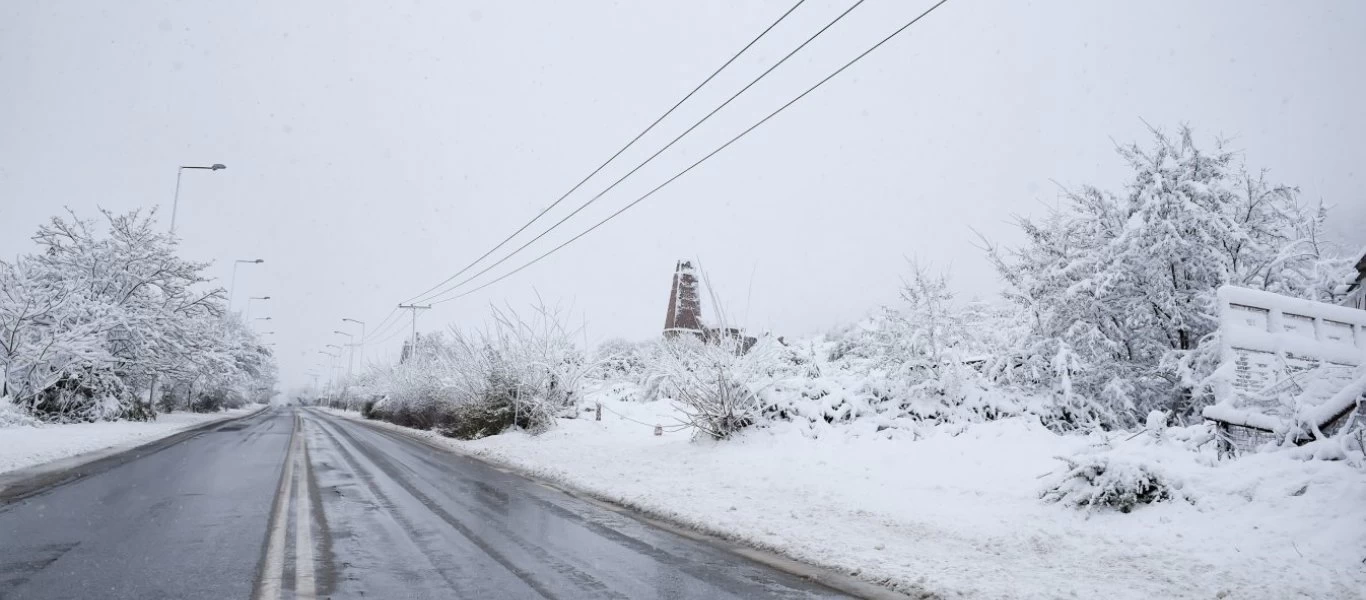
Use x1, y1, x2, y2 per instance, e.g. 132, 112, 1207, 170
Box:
319, 126, 1363, 499
0, 209, 277, 424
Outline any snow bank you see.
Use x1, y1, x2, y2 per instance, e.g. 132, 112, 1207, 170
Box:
0, 407, 258, 475
342, 396, 1366, 599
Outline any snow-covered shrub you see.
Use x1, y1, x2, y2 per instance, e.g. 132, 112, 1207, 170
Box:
1040, 451, 1187, 512
645, 335, 787, 439
592, 338, 655, 381
360, 302, 589, 439
1287, 429, 1366, 468
0, 395, 40, 427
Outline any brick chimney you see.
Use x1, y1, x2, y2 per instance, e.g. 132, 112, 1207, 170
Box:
663, 260, 703, 338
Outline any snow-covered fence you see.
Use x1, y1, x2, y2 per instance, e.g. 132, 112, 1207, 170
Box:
1204, 286, 1366, 453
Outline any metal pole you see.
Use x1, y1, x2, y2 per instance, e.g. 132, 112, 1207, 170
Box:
229, 261, 241, 311
228, 259, 262, 313
170, 164, 225, 233
344, 343, 355, 406
332, 355, 342, 397
341, 318, 365, 370
170, 167, 184, 234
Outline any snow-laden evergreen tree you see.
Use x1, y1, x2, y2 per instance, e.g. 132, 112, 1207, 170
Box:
987, 125, 1351, 428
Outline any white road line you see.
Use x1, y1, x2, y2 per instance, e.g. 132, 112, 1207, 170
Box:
294, 431, 317, 600
257, 428, 298, 600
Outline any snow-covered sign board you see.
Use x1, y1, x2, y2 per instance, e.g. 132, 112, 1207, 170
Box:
1207, 286, 1366, 432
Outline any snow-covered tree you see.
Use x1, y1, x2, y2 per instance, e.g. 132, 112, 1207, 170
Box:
0, 208, 276, 421
986, 125, 1351, 427
0, 255, 117, 412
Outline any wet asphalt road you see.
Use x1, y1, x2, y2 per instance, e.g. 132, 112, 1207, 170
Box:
0, 407, 853, 599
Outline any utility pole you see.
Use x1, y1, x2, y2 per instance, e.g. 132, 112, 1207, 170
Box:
397, 304, 430, 362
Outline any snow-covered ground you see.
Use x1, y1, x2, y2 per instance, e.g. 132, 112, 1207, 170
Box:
328, 400, 1366, 600
0, 407, 261, 475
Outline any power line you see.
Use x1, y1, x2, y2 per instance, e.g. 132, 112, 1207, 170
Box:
434, 0, 952, 305
401, 0, 810, 306
361, 307, 403, 348
418, 0, 868, 305
420, 0, 863, 307
361, 324, 412, 354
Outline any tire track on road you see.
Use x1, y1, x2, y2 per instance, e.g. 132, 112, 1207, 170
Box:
304, 412, 496, 598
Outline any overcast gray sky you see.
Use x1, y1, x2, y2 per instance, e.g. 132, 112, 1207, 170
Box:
2, 0, 1363, 393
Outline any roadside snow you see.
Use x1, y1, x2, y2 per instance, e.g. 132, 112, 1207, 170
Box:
328, 400, 1366, 600
0, 407, 259, 475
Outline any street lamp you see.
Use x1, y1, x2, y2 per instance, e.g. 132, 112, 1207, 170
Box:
228, 259, 264, 311
246, 296, 270, 321
320, 347, 342, 396
333, 330, 356, 385
342, 317, 366, 365
171, 163, 227, 234
333, 330, 356, 403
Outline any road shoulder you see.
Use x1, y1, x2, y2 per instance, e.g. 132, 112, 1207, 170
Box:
0, 405, 269, 503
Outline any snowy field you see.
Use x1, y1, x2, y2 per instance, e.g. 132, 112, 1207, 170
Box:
327, 401, 1366, 600
0, 407, 261, 475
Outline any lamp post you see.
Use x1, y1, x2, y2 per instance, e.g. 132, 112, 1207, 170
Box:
228, 259, 263, 311
333, 330, 355, 379
333, 331, 356, 405
319, 350, 339, 398
342, 317, 366, 367
306, 371, 321, 400
171, 163, 226, 233
245, 296, 270, 321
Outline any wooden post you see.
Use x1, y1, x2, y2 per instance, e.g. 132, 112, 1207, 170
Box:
595, 402, 602, 421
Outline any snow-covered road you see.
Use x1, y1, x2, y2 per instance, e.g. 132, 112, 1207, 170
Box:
348, 398, 1366, 600
0, 407, 875, 599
